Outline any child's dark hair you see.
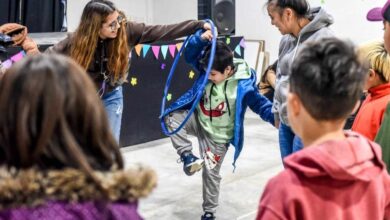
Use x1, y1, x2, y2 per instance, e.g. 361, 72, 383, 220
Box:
261, 60, 278, 83
200, 40, 234, 73
290, 38, 367, 120
267, 0, 310, 18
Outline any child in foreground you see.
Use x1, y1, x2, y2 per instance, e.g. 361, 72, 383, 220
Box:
257, 38, 390, 220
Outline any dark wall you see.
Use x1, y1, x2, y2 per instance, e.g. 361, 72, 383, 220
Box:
0, 0, 66, 32
0, 35, 244, 148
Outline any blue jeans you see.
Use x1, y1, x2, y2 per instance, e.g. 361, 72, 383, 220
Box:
102, 86, 123, 142
278, 122, 303, 161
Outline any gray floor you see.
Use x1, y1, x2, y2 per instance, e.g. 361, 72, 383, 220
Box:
121, 111, 283, 220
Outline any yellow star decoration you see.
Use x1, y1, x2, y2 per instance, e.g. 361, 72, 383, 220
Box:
131, 77, 137, 86
189, 70, 195, 79
226, 37, 231, 45
167, 93, 172, 101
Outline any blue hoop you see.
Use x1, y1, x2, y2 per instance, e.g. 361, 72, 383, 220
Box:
160, 19, 217, 136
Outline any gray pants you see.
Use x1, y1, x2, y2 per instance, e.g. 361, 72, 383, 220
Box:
165, 110, 228, 214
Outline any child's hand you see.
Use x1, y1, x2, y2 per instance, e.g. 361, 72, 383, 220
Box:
201, 30, 213, 41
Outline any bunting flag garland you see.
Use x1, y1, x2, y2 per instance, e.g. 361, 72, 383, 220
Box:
234, 45, 241, 56
161, 45, 168, 59
142, 45, 151, 58
168, 45, 176, 58
132, 37, 245, 59
152, 46, 160, 59
134, 44, 143, 56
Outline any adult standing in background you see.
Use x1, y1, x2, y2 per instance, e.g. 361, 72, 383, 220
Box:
367, 0, 390, 172
266, 0, 334, 161
47, 0, 213, 142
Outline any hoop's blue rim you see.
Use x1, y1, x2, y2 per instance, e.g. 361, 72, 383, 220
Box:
160, 19, 217, 136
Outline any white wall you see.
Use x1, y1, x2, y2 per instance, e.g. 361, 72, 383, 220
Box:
236, 0, 386, 62
67, 0, 153, 31
152, 0, 197, 24
67, 0, 387, 62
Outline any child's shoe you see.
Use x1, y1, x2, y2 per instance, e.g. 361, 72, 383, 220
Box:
180, 151, 204, 176
201, 212, 215, 220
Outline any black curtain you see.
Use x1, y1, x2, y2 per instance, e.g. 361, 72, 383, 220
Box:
0, 0, 66, 33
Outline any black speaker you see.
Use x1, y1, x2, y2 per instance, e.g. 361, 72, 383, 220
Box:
198, 0, 235, 35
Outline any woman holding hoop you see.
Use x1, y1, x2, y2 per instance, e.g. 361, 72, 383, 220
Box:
47, 0, 212, 141
161, 30, 274, 220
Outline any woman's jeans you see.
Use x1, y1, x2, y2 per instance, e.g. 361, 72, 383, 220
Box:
278, 122, 303, 161
102, 86, 123, 142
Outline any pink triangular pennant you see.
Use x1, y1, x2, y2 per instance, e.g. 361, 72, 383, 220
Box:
134, 44, 143, 56
168, 45, 176, 58
239, 39, 246, 48
152, 46, 160, 59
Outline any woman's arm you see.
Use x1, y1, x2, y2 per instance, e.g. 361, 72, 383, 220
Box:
45, 34, 72, 55
183, 30, 210, 70
126, 20, 206, 46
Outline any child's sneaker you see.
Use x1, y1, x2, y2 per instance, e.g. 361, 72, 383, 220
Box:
201, 212, 215, 220
180, 151, 204, 176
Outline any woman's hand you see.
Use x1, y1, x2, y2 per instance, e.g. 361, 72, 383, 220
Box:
201, 30, 213, 41
203, 22, 218, 38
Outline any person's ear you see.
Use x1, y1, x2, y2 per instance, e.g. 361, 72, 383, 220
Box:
283, 8, 294, 22
287, 92, 301, 117
224, 66, 233, 76
368, 69, 376, 78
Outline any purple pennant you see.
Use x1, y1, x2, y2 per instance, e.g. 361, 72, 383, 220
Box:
239, 39, 246, 48
161, 63, 166, 70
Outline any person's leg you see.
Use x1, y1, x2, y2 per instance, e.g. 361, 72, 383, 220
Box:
102, 86, 123, 142
165, 110, 204, 175
278, 122, 294, 160
198, 134, 228, 217
165, 110, 199, 155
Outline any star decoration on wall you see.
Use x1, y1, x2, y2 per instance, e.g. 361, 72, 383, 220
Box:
131, 77, 137, 86
189, 70, 195, 79
167, 93, 172, 101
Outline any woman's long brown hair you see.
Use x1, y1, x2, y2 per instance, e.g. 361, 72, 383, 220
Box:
0, 54, 124, 176
70, 0, 129, 82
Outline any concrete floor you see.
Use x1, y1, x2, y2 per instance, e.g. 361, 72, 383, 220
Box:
121, 111, 283, 220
